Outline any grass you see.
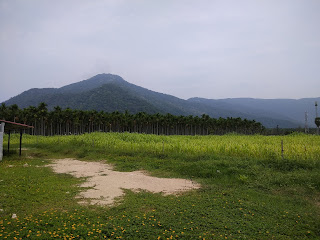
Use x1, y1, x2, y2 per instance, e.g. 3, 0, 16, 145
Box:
0, 132, 319, 239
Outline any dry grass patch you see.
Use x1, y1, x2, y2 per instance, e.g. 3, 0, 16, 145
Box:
47, 158, 201, 206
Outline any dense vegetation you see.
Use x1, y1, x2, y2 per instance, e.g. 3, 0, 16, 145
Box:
0, 103, 265, 135
0, 133, 319, 239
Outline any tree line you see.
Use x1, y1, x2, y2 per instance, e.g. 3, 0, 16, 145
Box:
0, 103, 265, 136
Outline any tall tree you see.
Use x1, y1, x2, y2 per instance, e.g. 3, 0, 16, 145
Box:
8, 104, 20, 122
37, 102, 48, 135
0, 103, 8, 120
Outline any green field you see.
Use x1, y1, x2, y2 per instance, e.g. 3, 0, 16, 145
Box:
1, 132, 320, 239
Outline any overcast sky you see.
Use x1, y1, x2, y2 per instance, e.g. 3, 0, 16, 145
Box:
1, 0, 319, 103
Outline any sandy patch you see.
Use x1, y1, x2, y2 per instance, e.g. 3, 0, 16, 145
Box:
48, 159, 200, 206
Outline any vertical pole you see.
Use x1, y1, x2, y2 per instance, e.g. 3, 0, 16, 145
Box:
19, 129, 22, 156
162, 141, 164, 154
8, 130, 11, 153
281, 140, 284, 160
0, 122, 5, 161
316, 102, 319, 135
305, 111, 308, 133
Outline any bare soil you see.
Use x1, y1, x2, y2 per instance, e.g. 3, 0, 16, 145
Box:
48, 159, 200, 206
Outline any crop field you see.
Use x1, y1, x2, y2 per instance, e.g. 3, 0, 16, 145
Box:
0, 132, 320, 239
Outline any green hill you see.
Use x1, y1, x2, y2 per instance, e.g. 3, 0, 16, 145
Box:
4, 73, 316, 128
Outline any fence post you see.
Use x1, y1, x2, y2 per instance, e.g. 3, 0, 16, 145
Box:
8, 130, 11, 153
281, 140, 284, 160
162, 141, 164, 154
0, 122, 5, 161
19, 129, 23, 156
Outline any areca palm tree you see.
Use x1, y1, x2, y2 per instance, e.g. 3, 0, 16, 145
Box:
53, 106, 63, 135
201, 114, 210, 135
37, 102, 48, 135
8, 104, 20, 122
0, 103, 9, 120
62, 108, 73, 134
0, 102, 267, 136
24, 106, 38, 135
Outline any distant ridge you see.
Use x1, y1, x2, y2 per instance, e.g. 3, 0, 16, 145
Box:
3, 73, 319, 128
188, 97, 320, 129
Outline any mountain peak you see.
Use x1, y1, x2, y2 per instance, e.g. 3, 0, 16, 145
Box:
58, 73, 126, 94
89, 73, 125, 81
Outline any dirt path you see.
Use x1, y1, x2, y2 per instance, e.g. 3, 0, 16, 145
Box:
48, 159, 200, 206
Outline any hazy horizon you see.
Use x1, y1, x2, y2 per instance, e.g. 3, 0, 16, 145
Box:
1, 0, 320, 103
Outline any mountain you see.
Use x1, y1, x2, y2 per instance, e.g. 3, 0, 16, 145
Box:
3, 73, 318, 128
187, 98, 302, 128
188, 97, 319, 128
215, 98, 319, 127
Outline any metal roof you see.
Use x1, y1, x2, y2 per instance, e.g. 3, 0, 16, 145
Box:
0, 120, 34, 131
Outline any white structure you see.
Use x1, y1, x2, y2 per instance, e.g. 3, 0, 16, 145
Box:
0, 122, 5, 161
0, 120, 33, 159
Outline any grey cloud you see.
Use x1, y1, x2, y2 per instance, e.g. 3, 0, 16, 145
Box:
1, 0, 320, 103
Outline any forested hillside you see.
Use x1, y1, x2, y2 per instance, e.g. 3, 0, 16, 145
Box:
3, 73, 315, 128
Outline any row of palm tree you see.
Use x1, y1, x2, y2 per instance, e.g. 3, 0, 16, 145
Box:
0, 103, 265, 135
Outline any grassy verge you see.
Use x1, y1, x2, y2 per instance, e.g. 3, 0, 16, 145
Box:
0, 132, 319, 239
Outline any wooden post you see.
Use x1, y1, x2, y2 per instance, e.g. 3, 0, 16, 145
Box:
19, 129, 22, 156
